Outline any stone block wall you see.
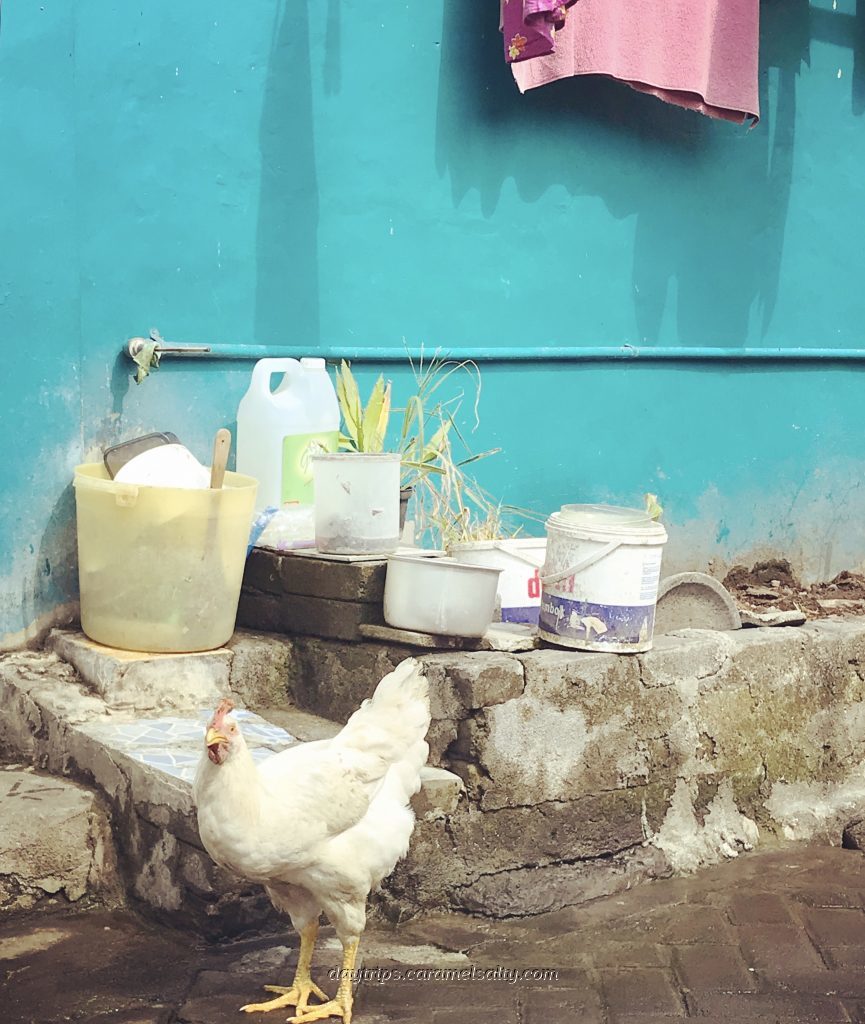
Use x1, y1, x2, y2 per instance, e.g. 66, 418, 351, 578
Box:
278, 623, 865, 918
232, 544, 865, 916
238, 551, 388, 642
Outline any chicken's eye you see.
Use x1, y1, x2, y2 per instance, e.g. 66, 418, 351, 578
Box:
230, 724, 237, 733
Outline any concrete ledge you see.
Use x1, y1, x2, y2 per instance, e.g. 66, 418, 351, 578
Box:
279, 619, 865, 918
0, 767, 121, 914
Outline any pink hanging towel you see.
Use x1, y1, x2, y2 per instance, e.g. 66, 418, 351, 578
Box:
502, 1, 579, 64
512, 0, 760, 124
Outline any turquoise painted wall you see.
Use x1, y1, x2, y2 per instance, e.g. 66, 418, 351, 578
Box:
2, 0, 865, 646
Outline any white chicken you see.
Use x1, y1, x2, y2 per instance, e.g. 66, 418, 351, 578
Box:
193, 657, 430, 1023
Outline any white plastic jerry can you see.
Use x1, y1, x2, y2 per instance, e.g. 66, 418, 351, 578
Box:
236, 357, 340, 510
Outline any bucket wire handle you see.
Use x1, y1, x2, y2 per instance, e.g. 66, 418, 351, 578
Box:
491, 542, 546, 569
539, 540, 621, 585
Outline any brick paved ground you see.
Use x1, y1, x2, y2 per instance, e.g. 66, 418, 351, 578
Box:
5, 846, 865, 1023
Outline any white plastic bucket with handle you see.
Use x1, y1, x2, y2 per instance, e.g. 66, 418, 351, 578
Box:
450, 538, 546, 624
539, 504, 667, 653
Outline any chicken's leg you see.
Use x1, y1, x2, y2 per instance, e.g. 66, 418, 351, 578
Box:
240, 921, 329, 1014
288, 939, 359, 1024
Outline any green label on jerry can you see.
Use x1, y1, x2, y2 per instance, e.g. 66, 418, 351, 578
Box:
281, 430, 338, 504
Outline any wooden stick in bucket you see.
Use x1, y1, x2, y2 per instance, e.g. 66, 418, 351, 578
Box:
210, 428, 231, 489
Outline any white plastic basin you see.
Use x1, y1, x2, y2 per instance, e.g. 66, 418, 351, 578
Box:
384, 554, 503, 638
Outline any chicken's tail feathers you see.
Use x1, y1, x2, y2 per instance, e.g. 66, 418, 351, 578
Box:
335, 658, 431, 785
369, 657, 429, 718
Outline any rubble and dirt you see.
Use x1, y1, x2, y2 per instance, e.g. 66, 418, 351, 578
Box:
724, 559, 865, 622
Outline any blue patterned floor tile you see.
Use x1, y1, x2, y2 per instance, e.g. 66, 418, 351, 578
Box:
81, 709, 298, 787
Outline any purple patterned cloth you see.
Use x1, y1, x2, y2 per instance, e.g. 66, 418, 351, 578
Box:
501, 0, 579, 64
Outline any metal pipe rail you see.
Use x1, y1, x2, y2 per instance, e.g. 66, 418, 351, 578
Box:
125, 334, 865, 365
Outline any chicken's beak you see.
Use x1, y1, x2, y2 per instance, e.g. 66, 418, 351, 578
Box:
206, 727, 227, 748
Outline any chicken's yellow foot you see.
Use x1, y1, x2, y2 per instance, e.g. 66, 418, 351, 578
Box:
239, 979, 328, 1015
240, 922, 328, 1015
288, 939, 358, 1024
288, 996, 350, 1024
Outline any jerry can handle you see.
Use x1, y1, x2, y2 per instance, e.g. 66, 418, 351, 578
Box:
250, 358, 303, 399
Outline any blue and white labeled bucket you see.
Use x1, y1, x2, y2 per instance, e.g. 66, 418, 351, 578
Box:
539, 504, 667, 653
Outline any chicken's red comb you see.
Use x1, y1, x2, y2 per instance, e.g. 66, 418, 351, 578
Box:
212, 697, 235, 727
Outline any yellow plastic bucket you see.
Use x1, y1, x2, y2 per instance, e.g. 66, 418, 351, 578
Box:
73, 463, 257, 653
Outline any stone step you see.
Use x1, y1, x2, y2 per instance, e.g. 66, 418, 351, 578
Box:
15, 616, 865, 930
43, 628, 463, 814
0, 765, 121, 914
46, 628, 294, 712
0, 647, 464, 935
